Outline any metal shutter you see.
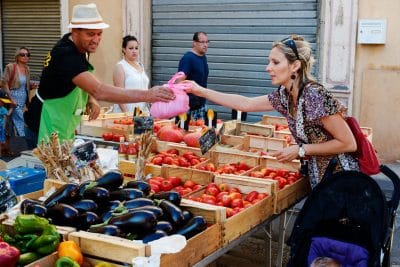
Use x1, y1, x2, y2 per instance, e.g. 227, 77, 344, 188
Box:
152, 0, 319, 121
1, 0, 61, 77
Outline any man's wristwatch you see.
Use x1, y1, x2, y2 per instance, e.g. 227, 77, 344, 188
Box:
298, 143, 306, 158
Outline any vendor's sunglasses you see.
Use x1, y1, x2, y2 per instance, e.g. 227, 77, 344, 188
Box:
281, 38, 300, 60
19, 52, 30, 57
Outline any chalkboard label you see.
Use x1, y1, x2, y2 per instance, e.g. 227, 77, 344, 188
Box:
134, 116, 154, 134
199, 128, 218, 155
71, 141, 98, 168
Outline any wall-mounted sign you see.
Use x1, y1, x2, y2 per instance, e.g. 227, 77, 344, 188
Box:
357, 19, 387, 44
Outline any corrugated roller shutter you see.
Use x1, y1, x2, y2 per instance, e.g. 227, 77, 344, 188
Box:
2, 0, 61, 77
152, 0, 319, 121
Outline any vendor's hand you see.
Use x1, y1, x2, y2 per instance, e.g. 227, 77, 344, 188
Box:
86, 98, 101, 120
180, 80, 204, 96
147, 85, 175, 102
270, 145, 299, 162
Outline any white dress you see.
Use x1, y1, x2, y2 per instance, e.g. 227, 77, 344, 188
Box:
113, 59, 150, 114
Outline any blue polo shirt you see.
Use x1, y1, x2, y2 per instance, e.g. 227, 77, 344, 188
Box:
178, 51, 209, 110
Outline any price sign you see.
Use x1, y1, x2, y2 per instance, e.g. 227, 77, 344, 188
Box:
199, 127, 218, 155
71, 141, 98, 168
134, 107, 142, 117
134, 116, 154, 134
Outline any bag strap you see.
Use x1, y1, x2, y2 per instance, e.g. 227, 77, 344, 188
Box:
7, 63, 17, 89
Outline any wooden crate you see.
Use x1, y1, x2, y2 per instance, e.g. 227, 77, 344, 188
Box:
274, 130, 296, 144
160, 223, 221, 267
183, 176, 275, 246
67, 207, 221, 266
26, 252, 127, 267
68, 231, 148, 264
211, 150, 260, 168
260, 115, 288, 126
242, 135, 288, 152
118, 159, 162, 180
161, 165, 214, 185
226, 122, 275, 137
258, 156, 311, 213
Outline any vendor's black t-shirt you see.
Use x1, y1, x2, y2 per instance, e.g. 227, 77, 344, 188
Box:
24, 33, 90, 133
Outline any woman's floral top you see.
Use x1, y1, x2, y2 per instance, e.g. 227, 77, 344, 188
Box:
268, 82, 359, 188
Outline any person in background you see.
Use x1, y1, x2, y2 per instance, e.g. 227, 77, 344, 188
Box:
1, 46, 37, 155
0, 92, 13, 156
176, 31, 209, 121
183, 34, 358, 188
24, 3, 174, 145
112, 35, 150, 115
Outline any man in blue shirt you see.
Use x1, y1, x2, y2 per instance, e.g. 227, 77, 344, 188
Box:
177, 32, 209, 121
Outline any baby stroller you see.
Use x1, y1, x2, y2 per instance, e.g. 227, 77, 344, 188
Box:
287, 159, 400, 267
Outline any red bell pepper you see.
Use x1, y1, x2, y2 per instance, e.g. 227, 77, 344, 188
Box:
0, 241, 20, 267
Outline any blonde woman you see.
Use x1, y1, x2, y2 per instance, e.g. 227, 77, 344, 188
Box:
1, 46, 36, 155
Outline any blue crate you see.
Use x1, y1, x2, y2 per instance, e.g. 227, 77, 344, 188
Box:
0, 166, 46, 196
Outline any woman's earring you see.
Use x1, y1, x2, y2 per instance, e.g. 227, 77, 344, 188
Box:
290, 73, 296, 92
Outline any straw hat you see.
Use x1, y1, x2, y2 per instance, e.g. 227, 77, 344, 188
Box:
68, 3, 109, 29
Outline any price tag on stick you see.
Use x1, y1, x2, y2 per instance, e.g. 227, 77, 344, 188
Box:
199, 127, 218, 155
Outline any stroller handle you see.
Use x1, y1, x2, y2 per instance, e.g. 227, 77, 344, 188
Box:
380, 164, 400, 213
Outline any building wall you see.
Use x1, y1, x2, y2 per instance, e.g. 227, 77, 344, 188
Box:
354, 0, 400, 162
69, 0, 123, 86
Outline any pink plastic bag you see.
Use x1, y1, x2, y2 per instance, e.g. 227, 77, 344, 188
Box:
150, 72, 191, 119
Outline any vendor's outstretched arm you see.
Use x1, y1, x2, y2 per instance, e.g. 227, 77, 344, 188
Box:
73, 71, 175, 103
183, 80, 274, 112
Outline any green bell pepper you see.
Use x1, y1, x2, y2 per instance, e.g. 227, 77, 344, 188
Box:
55, 256, 81, 267
17, 252, 41, 266
30, 225, 60, 255
14, 214, 49, 234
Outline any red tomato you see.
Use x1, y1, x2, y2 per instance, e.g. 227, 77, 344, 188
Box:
166, 148, 179, 155
151, 157, 163, 165
231, 198, 244, 208
167, 176, 182, 187
183, 180, 196, 189
192, 184, 202, 191
218, 183, 229, 192
163, 156, 174, 165
160, 180, 173, 191
150, 183, 160, 193
216, 191, 229, 202
221, 194, 232, 207
102, 132, 114, 141
228, 187, 241, 194
276, 169, 289, 178
229, 192, 242, 200
257, 193, 268, 200
244, 191, 259, 202
205, 186, 219, 196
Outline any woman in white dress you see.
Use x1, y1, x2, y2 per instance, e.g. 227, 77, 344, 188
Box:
113, 35, 150, 114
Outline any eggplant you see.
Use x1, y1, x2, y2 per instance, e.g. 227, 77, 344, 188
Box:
94, 170, 124, 191
158, 200, 185, 227
123, 198, 154, 209
155, 221, 173, 235
142, 230, 167, 244
46, 203, 79, 226
88, 225, 121, 237
181, 210, 193, 226
151, 191, 181, 206
73, 211, 101, 230
109, 210, 157, 237
128, 205, 163, 219
175, 216, 207, 239
43, 183, 80, 207
109, 188, 144, 201
107, 200, 122, 211
70, 199, 98, 213
82, 186, 110, 205
20, 198, 43, 214
124, 181, 151, 196
23, 203, 47, 217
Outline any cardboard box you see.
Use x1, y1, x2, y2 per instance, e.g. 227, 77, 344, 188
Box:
0, 166, 46, 195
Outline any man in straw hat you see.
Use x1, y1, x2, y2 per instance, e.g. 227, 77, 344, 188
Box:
24, 3, 174, 145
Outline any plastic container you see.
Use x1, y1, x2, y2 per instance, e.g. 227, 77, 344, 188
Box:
0, 166, 46, 196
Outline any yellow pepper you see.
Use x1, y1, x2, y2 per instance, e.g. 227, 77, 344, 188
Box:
57, 240, 83, 265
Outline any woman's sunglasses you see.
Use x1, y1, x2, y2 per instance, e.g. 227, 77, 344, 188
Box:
19, 53, 30, 57
281, 38, 300, 60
